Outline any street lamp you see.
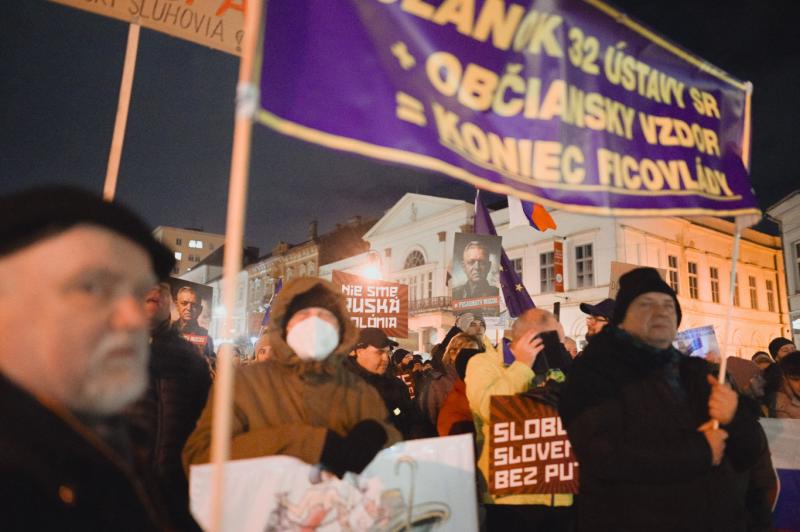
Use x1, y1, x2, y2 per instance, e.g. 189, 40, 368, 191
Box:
361, 250, 382, 280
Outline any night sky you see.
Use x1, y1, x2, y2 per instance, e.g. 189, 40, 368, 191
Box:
2, 1, 798, 253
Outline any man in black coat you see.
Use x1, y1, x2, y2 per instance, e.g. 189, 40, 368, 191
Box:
124, 282, 211, 530
346, 328, 432, 438
559, 267, 765, 532
0, 187, 178, 530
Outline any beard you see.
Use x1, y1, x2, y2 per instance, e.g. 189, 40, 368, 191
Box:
70, 332, 150, 416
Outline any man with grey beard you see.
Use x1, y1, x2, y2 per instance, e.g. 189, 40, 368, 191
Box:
0, 186, 178, 531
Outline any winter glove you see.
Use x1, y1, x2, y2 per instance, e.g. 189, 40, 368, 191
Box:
320, 419, 388, 478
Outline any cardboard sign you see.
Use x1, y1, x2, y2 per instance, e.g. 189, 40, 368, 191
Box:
332, 270, 408, 338
51, 0, 245, 56
451, 233, 501, 317
489, 395, 579, 497
609, 261, 668, 298
190, 434, 478, 532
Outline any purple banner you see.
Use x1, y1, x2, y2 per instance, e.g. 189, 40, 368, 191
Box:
258, 0, 759, 218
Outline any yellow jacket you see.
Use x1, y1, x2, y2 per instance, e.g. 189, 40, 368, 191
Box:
465, 340, 573, 506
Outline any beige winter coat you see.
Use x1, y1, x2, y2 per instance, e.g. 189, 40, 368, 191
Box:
183, 277, 400, 471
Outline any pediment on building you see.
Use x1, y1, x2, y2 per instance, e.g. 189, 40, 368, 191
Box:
364, 193, 468, 239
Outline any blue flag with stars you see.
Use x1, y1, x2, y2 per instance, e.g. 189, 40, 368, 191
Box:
473, 192, 535, 318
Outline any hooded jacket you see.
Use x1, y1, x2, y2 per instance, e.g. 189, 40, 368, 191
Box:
559, 326, 765, 532
183, 278, 401, 471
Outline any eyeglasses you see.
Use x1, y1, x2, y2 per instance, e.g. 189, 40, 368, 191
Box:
586, 316, 608, 323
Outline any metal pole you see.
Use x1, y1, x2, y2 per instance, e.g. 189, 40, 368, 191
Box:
208, 1, 264, 530
103, 23, 140, 201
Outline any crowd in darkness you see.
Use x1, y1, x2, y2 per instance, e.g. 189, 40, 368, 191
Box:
0, 186, 797, 531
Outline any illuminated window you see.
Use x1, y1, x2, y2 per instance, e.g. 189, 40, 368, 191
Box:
749, 276, 758, 309
688, 262, 698, 299
667, 255, 679, 293
540, 252, 554, 293
188, 240, 204, 249
575, 244, 594, 288
404, 250, 425, 269
174, 251, 183, 261
710, 267, 720, 303
766, 279, 776, 312
511, 257, 523, 280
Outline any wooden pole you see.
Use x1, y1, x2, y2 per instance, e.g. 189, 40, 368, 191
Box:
103, 23, 140, 201
208, 1, 264, 530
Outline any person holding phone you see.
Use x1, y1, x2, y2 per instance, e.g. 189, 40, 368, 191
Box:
465, 308, 574, 531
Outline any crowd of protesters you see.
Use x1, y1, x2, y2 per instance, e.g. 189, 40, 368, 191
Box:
1, 186, 799, 531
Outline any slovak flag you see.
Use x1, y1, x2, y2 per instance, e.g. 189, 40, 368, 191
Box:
508, 196, 557, 232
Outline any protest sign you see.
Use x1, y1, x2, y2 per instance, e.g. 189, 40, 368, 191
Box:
332, 270, 409, 338
258, 0, 758, 219
489, 395, 579, 497
51, 0, 245, 56
167, 277, 214, 354
451, 233, 502, 316
673, 325, 721, 360
609, 261, 667, 298
189, 434, 478, 531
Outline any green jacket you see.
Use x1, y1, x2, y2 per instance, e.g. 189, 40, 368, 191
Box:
183, 277, 400, 471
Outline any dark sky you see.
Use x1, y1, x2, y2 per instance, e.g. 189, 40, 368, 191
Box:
2, 1, 798, 253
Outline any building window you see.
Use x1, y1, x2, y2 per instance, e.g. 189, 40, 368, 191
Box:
668, 255, 679, 293
176, 238, 182, 246
710, 267, 720, 303
733, 274, 740, 306
687, 262, 699, 299
575, 244, 594, 288
749, 276, 758, 309
766, 279, 776, 312
189, 240, 204, 249
174, 251, 183, 261
404, 250, 425, 269
540, 252, 554, 293
796, 242, 800, 287
409, 275, 418, 300
511, 257, 523, 280
307, 261, 315, 276
427, 272, 433, 298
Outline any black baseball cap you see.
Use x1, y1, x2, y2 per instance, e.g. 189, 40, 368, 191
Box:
356, 328, 399, 349
579, 298, 615, 320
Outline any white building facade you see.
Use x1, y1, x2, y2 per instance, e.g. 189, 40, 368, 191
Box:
768, 190, 800, 345
324, 193, 788, 357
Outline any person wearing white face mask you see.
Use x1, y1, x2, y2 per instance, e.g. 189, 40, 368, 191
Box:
183, 278, 401, 478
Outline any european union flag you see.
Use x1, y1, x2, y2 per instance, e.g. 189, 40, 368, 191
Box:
474, 192, 535, 318
261, 278, 283, 328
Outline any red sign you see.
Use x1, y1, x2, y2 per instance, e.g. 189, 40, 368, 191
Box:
554, 241, 564, 293
489, 395, 579, 496
332, 270, 409, 338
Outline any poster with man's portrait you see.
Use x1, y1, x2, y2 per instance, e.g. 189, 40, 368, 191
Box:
451, 233, 502, 316
165, 278, 216, 359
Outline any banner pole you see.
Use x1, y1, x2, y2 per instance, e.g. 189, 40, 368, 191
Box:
103, 23, 140, 201
208, 1, 264, 530
717, 82, 753, 386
